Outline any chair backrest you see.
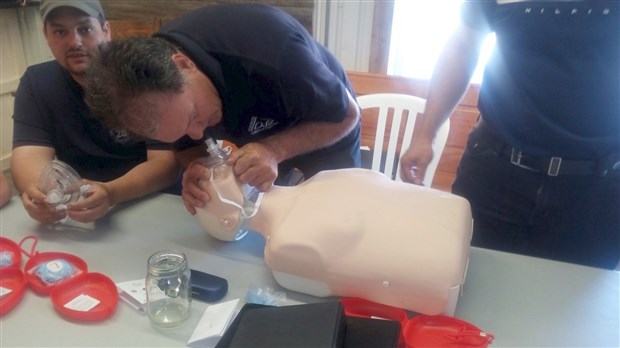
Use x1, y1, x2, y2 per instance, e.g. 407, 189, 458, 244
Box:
356, 93, 450, 187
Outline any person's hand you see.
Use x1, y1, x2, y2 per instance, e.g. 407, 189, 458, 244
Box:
181, 157, 211, 215
20, 184, 66, 223
399, 137, 434, 185
65, 181, 112, 222
227, 142, 278, 192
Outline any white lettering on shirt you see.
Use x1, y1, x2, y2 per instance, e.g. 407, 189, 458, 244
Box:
248, 116, 278, 135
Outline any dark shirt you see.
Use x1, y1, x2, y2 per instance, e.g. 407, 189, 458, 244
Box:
155, 3, 360, 173
462, 0, 620, 158
12, 61, 169, 182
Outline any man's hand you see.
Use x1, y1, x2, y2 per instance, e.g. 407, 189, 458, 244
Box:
181, 157, 211, 215
20, 184, 66, 223
399, 137, 434, 185
227, 142, 279, 192
66, 181, 112, 222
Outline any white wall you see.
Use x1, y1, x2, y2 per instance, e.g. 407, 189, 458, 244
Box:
0, 6, 53, 171
0, 9, 27, 171
314, 0, 374, 72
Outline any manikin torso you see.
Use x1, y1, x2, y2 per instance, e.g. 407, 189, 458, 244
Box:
195, 166, 472, 315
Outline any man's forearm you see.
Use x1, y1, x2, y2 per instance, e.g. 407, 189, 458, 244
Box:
418, 24, 488, 142
104, 154, 179, 205
10, 146, 55, 193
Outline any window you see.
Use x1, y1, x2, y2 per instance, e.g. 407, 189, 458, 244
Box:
387, 0, 495, 84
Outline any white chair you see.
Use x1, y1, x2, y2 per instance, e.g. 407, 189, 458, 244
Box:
356, 93, 450, 187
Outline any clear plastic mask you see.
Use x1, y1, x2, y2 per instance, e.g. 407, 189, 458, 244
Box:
197, 138, 263, 241
210, 163, 263, 219
38, 160, 90, 208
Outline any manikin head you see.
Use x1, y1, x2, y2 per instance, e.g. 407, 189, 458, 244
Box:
194, 162, 261, 241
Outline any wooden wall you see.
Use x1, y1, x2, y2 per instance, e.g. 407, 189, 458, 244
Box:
100, 0, 314, 34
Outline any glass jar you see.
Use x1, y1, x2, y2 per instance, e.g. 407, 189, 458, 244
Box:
146, 250, 191, 328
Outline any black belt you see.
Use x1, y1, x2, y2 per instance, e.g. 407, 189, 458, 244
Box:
475, 118, 618, 177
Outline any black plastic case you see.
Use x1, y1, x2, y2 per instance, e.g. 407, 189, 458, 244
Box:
190, 269, 228, 302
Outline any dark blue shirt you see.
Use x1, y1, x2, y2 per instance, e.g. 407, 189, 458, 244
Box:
13, 61, 169, 182
155, 3, 360, 170
462, 0, 619, 158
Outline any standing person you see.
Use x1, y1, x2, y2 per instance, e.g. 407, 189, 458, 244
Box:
399, 0, 619, 269
11, 0, 180, 224
85, 3, 361, 215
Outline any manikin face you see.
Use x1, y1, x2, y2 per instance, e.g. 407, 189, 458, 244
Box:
195, 164, 248, 241
43, 7, 110, 83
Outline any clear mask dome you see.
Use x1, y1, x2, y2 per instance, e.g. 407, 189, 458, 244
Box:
38, 160, 85, 206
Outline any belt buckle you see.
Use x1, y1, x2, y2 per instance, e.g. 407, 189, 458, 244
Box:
510, 148, 538, 172
547, 157, 562, 176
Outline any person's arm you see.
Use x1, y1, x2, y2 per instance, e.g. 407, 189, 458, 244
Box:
11, 145, 67, 222
66, 149, 179, 222
400, 23, 488, 184
178, 90, 359, 215
0, 172, 11, 208
228, 90, 360, 192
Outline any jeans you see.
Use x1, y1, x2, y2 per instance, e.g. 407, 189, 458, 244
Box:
452, 122, 620, 269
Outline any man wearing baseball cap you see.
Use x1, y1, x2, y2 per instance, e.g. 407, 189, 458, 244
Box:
40, 0, 106, 25
10, 0, 180, 224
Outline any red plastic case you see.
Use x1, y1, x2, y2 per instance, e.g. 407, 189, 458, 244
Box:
0, 237, 26, 316
0, 267, 27, 316
0, 237, 22, 267
340, 298, 494, 348
404, 315, 494, 348
50, 272, 118, 321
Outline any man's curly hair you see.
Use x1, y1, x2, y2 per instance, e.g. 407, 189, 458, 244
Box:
86, 37, 186, 138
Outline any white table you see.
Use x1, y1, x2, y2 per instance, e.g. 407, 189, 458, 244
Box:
1, 194, 618, 347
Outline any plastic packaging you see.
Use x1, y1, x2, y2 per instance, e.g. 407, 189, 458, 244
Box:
34, 259, 77, 285
245, 284, 286, 306
0, 237, 21, 268
24, 251, 88, 295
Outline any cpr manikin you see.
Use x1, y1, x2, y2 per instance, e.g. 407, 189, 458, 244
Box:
195, 141, 472, 315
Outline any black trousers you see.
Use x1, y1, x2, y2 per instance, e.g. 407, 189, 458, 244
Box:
452, 121, 620, 269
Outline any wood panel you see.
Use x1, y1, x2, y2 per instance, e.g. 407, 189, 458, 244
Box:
108, 19, 161, 40
100, 0, 314, 34
347, 71, 480, 192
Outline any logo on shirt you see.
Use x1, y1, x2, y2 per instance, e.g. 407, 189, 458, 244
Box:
497, 0, 613, 16
110, 128, 131, 144
248, 116, 278, 135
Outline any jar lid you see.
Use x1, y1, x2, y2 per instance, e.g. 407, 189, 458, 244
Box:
0, 237, 22, 268
50, 272, 118, 321
0, 266, 27, 316
24, 252, 88, 295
